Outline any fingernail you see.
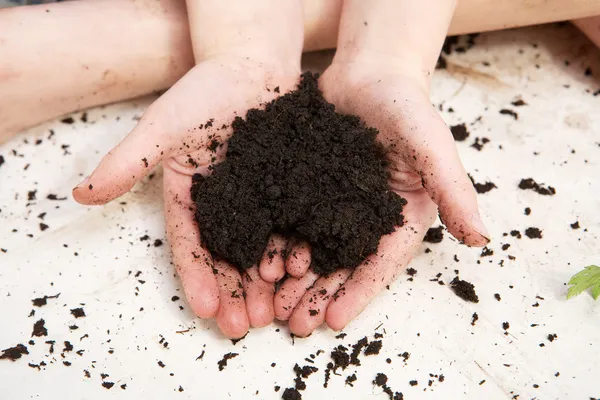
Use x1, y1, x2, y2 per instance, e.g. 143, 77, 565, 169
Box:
471, 214, 491, 243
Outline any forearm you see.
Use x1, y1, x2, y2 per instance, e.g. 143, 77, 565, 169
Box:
333, 0, 456, 91
0, 0, 194, 139
2, 0, 600, 141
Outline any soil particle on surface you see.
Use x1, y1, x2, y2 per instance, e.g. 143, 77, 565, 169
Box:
570, 221, 580, 229
282, 387, 302, 400
450, 123, 469, 141
191, 72, 406, 276
471, 137, 490, 151
525, 227, 543, 239
450, 277, 479, 303
499, 109, 518, 119
70, 308, 86, 318
518, 178, 556, 195
469, 174, 497, 194
423, 226, 444, 243
345, 373, 357, 386
217, 352, 238, 371
364, 340, 382, 356
32, 319, 48, 337
0, 344, 29, 361
32, 293, 60, 307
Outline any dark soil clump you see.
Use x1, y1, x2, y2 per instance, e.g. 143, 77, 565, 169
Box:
217, 352, 238, 371
423, 226, 444, 243
450, 123, 469, 141
0, 344, 29, 361
70, 307, 86, 318
191, 72, 406, 275
518, 178, 556, 196
525, 227, 543, 239
32, 319, 48, 337
450, 277, 479, 303
282, 388, 302, 400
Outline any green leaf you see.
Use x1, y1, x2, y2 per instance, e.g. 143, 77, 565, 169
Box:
567, 265, 600, 300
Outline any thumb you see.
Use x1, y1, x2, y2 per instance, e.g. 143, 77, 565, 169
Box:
413, 112, 490, 247
72, 103, 169, 205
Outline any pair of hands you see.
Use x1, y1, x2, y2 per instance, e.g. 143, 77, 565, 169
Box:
72, 51, 488, 339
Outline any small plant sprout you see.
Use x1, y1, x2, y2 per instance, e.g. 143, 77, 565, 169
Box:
567, 265, 600, 300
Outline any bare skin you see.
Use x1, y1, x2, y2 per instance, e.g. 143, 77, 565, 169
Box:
2, 0, 600, 337
2, 0, 600, 141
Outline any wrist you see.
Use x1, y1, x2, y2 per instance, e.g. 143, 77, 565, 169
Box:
334, 0, 456, 90
330, 49, 431, 94
185, 0, 304, 67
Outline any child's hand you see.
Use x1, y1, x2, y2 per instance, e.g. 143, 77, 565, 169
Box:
73, 56, 300, 338
274, 59, 489, 336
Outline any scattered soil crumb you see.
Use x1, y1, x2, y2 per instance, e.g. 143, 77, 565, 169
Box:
364, 340, 382, 356
570, 221, 580, 229
518, 178, 556, 195
282, 387, 302, 400
471, 137, 490, 151
0, 344, 29, 361
450, 277, 479, 303
469, 174, 497, 194
499, 109, 518, 119
525, 227, 543, 239
32, 293, 60, 307
70, 308, 86, 318
231, 332, 248, 345
217, 352, 239, 371
450, 123, 469, 141
423, 226, 444, 243
32, 319, 48, 337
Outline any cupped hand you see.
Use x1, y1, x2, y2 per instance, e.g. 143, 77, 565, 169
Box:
72, 56, 301, 338
275, 61, 489, 337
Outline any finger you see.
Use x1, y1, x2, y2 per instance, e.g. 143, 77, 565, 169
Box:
72, 102, 169, 205
326, 190, 436, 331
214, 261, 250, 339
258, 235, 287, 283
288, 269, 352, 337
274, 270, 319, 321
413, 111, 489, 247
242, 266, 275, 328
285, 241, 311, 278
163, 167, 219, 318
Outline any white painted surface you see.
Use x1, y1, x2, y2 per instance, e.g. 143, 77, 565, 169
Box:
1, 24, 599, 399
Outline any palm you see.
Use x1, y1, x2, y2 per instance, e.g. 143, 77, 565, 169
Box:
74, 56, 300, 338
274, 64, 484, 336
